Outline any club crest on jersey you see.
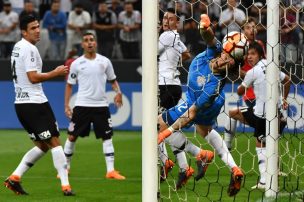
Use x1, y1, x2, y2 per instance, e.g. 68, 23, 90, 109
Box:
197, 75, 206, 87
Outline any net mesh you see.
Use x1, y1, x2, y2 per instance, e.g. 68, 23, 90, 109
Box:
158, 0, 304, 201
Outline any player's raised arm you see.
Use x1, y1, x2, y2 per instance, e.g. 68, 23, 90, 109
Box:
198, 14, 216, 47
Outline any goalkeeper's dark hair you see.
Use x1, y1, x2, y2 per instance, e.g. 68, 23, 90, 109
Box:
166, 8, 181, 21
249, 41, 264, 59
19, 15, 38, 31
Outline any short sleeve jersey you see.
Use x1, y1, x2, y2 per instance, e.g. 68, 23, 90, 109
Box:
242, 59, 286, 118
67, 54, 116, 107
158, 30, 187, 85
186, 41, 223, 107
11, 38, 47, 104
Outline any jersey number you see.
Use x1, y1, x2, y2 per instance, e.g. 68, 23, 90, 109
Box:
11, 60, 17, 82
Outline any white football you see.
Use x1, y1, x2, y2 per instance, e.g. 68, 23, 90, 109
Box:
222, 31, 249, 61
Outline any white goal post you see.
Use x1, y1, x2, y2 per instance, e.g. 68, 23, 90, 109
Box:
265, 0, 280, 198
142, 0, 158, 202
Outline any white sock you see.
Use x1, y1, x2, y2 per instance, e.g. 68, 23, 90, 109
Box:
63, 139, 75, 170
12, 146, 45, 177
103, 139, 114, 172
184, 139, 201, 157
256, 147, 266, 184
205, 129, 237, 169
175, 151, 188, 170
52, 146, 69, 186
224, 116, 237, 150
158, 142, 169, 165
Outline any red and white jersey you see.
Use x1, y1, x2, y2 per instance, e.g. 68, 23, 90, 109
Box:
242, 59, 285, 118
158, 30, 187, 85
67, 54, 116, 107
11, 38, 47, 104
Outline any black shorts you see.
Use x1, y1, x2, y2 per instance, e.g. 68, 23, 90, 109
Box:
68, 106, 113, 140
241, 106, 266, 139
15, 102, 59, 141
158, 85, 182, 110
241, 107, 286, 141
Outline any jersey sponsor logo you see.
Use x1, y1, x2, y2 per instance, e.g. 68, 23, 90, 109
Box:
11, 52, 19, 57
13, 46, 20, 51
30, 51, 35, 62
37, 130, 51, 140
16, 88, 29, 99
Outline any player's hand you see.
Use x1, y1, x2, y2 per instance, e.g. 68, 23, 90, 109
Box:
199, 14, 211, 29
114, 93, 123, 108
282, 98, 288, 110
65, 106, 72, 119
55, 65, 69, 76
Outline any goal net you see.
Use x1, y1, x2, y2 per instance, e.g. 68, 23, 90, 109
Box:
156, 0, 304, 201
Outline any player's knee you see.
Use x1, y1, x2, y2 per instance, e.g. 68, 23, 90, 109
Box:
68, 135, 77, 142
228, 108, 239, 118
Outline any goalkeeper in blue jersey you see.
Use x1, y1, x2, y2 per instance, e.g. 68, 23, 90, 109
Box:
157, 14, 244, 197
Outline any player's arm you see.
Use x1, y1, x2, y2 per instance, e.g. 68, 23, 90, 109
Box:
158, 104, 197, 144
182, 51, 191, 61
64, 83, 73, 119
27, 65, 68, 84
281, 74, 291, 110
199, 14, 216, 47
110, 79, 123, 108
237, 69, 253, 96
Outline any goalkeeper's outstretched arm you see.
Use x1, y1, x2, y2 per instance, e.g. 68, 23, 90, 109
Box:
199, 14, 216, 47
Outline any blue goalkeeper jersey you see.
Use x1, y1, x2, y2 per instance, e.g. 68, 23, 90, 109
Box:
186, 41, 224, 109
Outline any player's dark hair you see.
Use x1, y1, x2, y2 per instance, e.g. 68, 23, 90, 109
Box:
82, 32, 96, 40
248, 41, 264, 59
246, 16, 257, 24
166, 8, 180, 21
19, 15, 38, 31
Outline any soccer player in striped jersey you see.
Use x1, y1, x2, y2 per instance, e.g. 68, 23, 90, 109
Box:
158, 14, 244, 196
4, 15, 74, 196
63, 32, 125, 180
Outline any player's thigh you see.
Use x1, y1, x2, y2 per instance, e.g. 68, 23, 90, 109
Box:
68, 106, 91, 137
241, 106, 256, 128
92, 107, 113, 140
159, 85, 182, 109
195, 95, 224, 126
15, 103, 59, 141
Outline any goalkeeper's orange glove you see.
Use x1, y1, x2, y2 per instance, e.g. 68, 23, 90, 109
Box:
199, 14, 211, 29
158, 127, 174, 144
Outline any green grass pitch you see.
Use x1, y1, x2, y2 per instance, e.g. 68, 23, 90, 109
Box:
0, 130, 141, 202
0, 130, 303, 201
